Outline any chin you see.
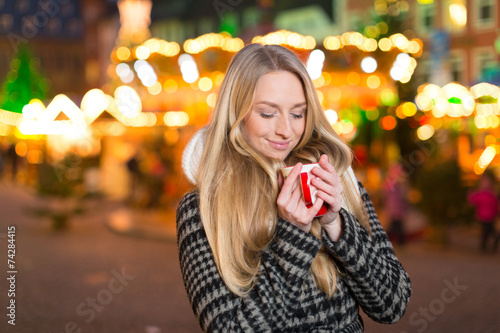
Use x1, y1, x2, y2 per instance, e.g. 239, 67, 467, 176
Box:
267, 152, 288, 161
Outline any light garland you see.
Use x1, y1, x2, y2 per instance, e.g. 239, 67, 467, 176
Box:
414, 82, 500, 173
184, 33, 244, 54
0, 109, 23, 126
0, 87, 194, 135
142, 38, 180, 57
324, 32, 422, 55
252, 30, 316, 50
108, 30, 423, 98
415, 82, 500, 128
474, 145, 498, 174
14, 30, 499, 142
113, 38, 180, 62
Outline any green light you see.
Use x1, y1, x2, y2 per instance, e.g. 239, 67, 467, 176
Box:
477, 96, 497, 104
351, 113, 362, 126
0, 45, 49, 113
380, 89, 399, 106
339, 108, 352, 120
10, 59, 20, 71
365, 109, 380, 121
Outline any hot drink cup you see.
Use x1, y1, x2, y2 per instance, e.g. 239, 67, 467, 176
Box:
280, 163, 328, 217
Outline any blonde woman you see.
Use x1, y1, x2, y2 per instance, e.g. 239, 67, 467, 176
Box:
176, 44, 411, 332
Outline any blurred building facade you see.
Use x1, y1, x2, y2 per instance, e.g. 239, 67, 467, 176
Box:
150, 0, 499, 88
150, 0, 347, 43
0, 0, 119, 96
412, 0, 500, 86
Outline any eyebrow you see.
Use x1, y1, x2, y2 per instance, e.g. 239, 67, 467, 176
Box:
255, 101, 307, 109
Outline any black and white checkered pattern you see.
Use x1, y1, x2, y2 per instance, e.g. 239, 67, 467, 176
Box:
176, 180, 411, 332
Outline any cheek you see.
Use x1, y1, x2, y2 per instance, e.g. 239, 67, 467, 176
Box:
251, 119, 270, 137
294, 121, 306, 138
242, 117, 266, 142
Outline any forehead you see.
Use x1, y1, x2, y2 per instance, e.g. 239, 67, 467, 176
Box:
254, 71, 306, 106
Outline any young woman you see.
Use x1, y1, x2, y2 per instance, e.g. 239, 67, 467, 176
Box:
176, 43, 411, 332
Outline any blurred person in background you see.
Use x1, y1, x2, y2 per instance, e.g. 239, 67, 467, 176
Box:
7, 143, 19, 182
468, 171, 499, 253
176, 44, 411, 332
147, 151, 166, 208
383, 163, 409, 246
126, 152, 141, 204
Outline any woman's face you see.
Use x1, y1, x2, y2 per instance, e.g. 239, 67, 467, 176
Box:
241, 71, 306, 161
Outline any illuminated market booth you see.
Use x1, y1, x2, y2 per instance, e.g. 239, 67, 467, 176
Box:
0, 28, 421, 198
0, 0, 498, 210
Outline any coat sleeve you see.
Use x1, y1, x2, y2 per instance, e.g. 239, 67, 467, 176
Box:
321, 181, 412, 324
176, 192, 322, 332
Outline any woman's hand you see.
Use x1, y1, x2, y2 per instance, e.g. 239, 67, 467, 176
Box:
277, 163, 325, 233
310, 154, 344, 241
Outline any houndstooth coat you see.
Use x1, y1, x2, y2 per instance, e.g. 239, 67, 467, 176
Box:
176, 180, 411, 332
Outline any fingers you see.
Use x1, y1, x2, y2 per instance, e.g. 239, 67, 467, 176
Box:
316, 188, 341, 211
286, 195, 324, 227
312, 155, 337, 183
311, 175, 335, 198
319, 154, 334, 172
281, 163, 302, 193
311, 154, 344, 213
310, 195, 325, 214
277, 163, 302, 208
312, 155, 343, 188
314, 182, 335, 203
277, 159, 344, 232
277, 163, 325, 230
288, 182, 303, 208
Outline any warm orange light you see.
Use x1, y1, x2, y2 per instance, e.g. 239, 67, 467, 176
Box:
324, 36, 342, 50
27, 150, 43, 164
419, 115, 432, 126
163, 79, 178, 94
380, 116, 397, 130
378, 38, 392, 51
198, 77, 213, 91
116, 47, 131, 61
316, 90, 325, 105
417, 124, 435, 140
346, 72, 361, 86
485, 135, 496, 146
367, 75, 381, 89
15, 142, 28, 156
402, 102, 418, 117
328, 87, 342, 101
313, 75, 325, 88
207, 93, 217, 108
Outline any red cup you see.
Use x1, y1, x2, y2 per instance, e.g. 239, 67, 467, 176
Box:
281, 163, 328, 217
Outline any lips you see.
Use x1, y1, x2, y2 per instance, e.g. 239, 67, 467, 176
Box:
268, 140, 290, 150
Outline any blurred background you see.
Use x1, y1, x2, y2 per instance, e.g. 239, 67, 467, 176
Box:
0, 0, 499, 332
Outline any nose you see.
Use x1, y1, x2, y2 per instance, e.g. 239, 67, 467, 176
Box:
275, 118, 292, 138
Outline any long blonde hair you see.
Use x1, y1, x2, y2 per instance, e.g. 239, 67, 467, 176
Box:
196, 44, 370, 297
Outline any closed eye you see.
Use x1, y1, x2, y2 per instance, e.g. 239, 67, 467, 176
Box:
291, 108, 306, 119
259, 113, 274, 119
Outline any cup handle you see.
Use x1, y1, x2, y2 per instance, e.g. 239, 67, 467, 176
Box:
300, 172, 313, 205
